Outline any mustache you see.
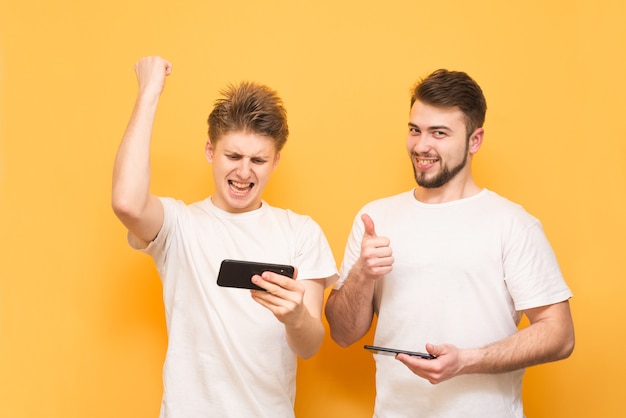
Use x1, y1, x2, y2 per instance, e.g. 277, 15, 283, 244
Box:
411, 151, 440, 159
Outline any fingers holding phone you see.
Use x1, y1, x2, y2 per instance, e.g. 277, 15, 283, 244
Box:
251, 269, 308, 324
217, 259, 295, 291
251, 267, 299, 292
395, 343, 461, 385
215, 259, 310, 325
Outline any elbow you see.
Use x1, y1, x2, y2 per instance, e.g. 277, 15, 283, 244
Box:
556, 300, 575, 360
299, 347, 319, 360
112, 200, 132, 223
559, 317, 576, 360
330, 331, 355, 348
328, 322, 359, 348
111, 198, 128, 219
291, 329, 324, 360
303, 331, 325, 359
558, 332, 576, 360
325, 306, 362, 348
549, 324, 575, 362
325, 313, 350, 348
111, 193, 142, 222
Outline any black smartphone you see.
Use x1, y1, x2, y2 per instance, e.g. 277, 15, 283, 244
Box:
217, 259, 295, 291
364, 345, 436, 360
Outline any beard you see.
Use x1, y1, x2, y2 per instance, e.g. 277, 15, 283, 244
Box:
412, 141, 469, 189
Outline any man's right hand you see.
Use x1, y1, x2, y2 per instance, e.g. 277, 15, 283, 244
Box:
357, 213, 394, 279
134, 56, 172, 98
324, 213, 392, 347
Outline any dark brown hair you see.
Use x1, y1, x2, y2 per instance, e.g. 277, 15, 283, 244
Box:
208, 81, 289, 151
411, 69, 487, 134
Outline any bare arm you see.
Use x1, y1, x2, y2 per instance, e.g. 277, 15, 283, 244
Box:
284, 278, 325, 359
325, 270, 376, 347
465, 300, 575, 373
325, 214, 394, 347
251, 271, 332, 359
396, 300, 575, 384
111, 56, 172, 246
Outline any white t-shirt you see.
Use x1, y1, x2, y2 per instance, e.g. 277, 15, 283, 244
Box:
336, 189, 572, 418
135, 197, 337, 418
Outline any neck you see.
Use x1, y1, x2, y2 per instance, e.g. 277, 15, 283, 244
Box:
414, 177, 481, 204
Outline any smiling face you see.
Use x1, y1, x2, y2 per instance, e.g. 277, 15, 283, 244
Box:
206, 131, 280, 213
406, 100, 483, 196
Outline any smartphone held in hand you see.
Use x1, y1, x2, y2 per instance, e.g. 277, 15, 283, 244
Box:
217, 259, 295, 291
364, 345, 436, 359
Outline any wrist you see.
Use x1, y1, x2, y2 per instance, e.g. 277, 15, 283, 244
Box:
457, 347, 483, 375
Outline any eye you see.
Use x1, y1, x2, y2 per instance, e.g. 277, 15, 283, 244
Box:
408, 126, 420, 136
433, 130, 447, 139
251, 157, 268, 165
226, 154, 242, 160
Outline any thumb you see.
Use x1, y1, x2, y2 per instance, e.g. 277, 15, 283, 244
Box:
425, 343, 441, 356
361, 213, 377, 238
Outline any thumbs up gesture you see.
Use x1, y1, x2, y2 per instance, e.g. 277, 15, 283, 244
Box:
358, 213, 394, 279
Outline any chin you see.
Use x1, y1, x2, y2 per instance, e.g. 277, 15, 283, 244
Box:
229, 198, 261, 212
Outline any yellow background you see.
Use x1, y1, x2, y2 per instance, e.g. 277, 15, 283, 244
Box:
1, 1, 624, 417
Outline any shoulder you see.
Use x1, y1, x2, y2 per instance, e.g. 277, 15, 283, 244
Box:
159, 196, 197, 211
360, 190, 414, 213
473, 191, 549, 247
479, 190, 539, 223
157, 197, 219, 230
162, 197, 223, 217
265, 204, 321, 232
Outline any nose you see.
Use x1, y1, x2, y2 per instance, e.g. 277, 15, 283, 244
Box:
236, 158, 253, 178
410, 135, 432, 155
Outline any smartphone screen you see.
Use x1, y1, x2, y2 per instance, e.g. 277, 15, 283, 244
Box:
217, 259, 295, 291
364, 345, 436, 359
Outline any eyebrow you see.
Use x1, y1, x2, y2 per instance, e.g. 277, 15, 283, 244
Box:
408, 122, 452, 131
224, 149, 270, 159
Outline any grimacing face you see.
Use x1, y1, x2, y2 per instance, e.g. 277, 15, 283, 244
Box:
206, 131, 280, 213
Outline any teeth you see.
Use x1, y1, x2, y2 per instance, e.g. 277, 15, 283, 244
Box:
229, 181, 253, 195
418, 159, 437, 164
231, 181, 250, 189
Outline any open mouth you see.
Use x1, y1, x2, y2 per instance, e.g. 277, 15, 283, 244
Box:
228, 180, 254, 195
416, 156, 439, 169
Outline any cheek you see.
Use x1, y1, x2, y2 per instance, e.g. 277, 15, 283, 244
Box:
212, 160, 232, 176
406, 137, 416, 152
258, 166, 275, 183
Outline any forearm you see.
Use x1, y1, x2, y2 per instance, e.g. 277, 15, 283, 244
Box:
112, 94, 159, 219
325, 268, 376, 347
285, 313, 325, 359
460, 302, 575, 375
253, 277, 326, 359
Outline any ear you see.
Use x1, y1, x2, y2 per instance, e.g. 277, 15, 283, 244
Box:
205, 140, 214, 163
468, 128, 484, 155
272, 151, 281, 171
